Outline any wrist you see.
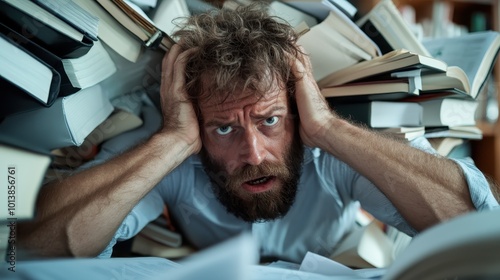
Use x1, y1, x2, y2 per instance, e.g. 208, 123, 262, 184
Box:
152, 130, 201, 157
316, 117, 354, 153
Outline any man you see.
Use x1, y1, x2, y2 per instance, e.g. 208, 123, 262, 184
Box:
19, 4, 498, 262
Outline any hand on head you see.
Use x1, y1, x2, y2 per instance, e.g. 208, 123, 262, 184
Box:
159, 44, 202, 154
289, 47, 337, 149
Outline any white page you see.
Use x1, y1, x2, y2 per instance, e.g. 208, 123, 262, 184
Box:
0, 257, 179, 279
423, 31, 499, 90
0, 36, 52, 103
299, 251, 386, 279
382, 209, 500, 280
321, 0, 381, 57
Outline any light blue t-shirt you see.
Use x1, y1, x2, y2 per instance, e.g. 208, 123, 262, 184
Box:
95, 106, 499, 262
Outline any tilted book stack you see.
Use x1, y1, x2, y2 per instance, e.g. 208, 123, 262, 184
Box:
312, 0, 500, 146
0, 0, 192, 153
0, 3, 194, 264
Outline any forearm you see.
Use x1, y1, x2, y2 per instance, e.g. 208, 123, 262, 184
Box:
19, 132, 195, 257
320, 118, 474, 231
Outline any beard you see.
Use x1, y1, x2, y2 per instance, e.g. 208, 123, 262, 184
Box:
199, 135, 304, 223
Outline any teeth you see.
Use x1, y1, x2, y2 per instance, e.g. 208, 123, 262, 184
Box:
249, 177, 269, 185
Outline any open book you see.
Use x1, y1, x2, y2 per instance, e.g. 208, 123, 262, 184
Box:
298, 209, 500, 280
356, 0, 430, 56
298, 7, 381, 82
2, 210, 499, 279
423, 30, 500, 99
382, 209, 500, 280
318, 49, 447, 88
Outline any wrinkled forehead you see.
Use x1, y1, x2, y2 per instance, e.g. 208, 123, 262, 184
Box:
196, 66, 285, 101
197, 83, 289, 121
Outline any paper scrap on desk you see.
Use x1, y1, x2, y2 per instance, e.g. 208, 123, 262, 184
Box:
299, 251, 386, 279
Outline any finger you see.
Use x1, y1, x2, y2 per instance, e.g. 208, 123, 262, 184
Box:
288, 51, 321, 95
287, 52, 329, 117
170, 48, 199, 101
297, 46, 313, 71
162, 44, 183, 88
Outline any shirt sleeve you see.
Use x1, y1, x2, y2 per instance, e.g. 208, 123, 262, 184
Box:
452, 157, 499, 210
352, 136, 499, 237
411, 136, 499, 210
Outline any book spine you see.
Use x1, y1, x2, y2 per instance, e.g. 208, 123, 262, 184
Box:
329, 102, 372, 126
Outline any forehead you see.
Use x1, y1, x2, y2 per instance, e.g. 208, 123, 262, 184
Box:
199, 86, 289, 120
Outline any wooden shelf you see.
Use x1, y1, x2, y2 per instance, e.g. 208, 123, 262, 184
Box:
476, 120, 499, 137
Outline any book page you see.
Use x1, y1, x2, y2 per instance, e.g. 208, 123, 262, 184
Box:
382, 209, 500, 280
0, 36, 52, 104
423, 31, 500, 94
0, 145, 51, 220
321, 1, 380, 57
72, 0, 143, 62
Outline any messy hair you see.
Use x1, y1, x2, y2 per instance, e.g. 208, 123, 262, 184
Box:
173, 2, 303, 107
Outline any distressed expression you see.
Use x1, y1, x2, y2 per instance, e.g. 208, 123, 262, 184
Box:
198, 85, 304, 222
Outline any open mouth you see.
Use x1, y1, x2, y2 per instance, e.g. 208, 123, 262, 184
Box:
243, 176, 275, 193
247, 176, 272, 185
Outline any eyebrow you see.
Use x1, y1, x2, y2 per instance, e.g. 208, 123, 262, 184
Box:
204, 105, 287, 127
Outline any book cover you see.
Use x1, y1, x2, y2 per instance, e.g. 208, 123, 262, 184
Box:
0, 84, 114, 152
0, 22, 79, 96
0, 34, 61, 120
0, 0, 94, 59
330, 101, 422, 128
32, 0, 99, 42
321, 78, 419, 102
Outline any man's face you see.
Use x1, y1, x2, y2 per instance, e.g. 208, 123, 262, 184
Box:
199, 86, 303, 223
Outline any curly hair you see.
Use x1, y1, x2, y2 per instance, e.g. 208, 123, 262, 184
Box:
172, 2, 303, 107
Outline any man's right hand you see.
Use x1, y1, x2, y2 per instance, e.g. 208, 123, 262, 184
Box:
159, 44, 202, 155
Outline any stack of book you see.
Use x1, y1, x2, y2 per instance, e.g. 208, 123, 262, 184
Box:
2, 0, 499, 262
0, 0, 191, 239
0, 0, 189, 155
285, 0, 500, 155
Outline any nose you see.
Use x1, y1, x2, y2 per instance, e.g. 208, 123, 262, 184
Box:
239, 127, 266, 166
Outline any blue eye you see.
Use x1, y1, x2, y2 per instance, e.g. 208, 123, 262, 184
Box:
263, 116, 279, 126
216, 126, 233, 135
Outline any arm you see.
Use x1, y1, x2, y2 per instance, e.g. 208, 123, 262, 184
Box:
291, 49, 477, 231
18, 45, 201, 258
